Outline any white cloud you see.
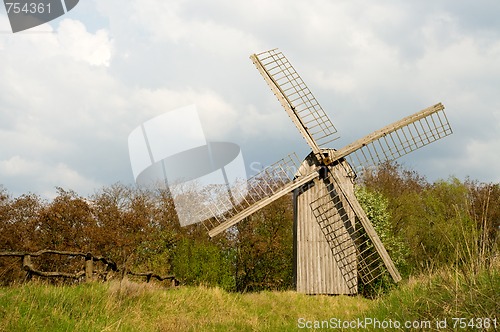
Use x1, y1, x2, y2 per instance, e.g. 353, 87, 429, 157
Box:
465, 137, 500, 183
97, 0, 262, 56
0, 155, 101, 198
1, 0, 499, 199
57, 19, 113, 66
0, 155, 40, 176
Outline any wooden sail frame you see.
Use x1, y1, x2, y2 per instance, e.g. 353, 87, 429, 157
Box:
195, 49, 452, 294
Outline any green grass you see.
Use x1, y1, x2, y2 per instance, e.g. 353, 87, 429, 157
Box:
367, 263, 499, 329
0, 280, 370, 331
0, 261, 498, 331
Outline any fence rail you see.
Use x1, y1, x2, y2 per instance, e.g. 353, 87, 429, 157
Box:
0, 250, 177, 286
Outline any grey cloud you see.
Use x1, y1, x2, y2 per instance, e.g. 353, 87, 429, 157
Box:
0, 0, 499, 198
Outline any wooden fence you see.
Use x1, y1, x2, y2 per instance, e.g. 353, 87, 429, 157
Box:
0, 250, 177, 286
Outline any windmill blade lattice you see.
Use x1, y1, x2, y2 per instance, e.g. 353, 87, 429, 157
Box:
204, 153, 319, 237
308, 165, 358, 292
251, 49, 339, 152
309, 162, 401, 291
181, 48, 453, 295
338, 103, 452, 174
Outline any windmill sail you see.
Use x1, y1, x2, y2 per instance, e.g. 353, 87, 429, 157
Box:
205, 153, 319, 237
309, 163, 402, 290
335, 103, 452, 174
251, 49, 339, 157
189, 49, 452, 295
307, 162, 359, 292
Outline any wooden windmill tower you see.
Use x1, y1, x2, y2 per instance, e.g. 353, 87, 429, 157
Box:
196, 49, 452, 294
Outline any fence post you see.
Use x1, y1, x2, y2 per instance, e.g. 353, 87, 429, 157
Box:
22, 255, 32, 282
85, 253, 93, 282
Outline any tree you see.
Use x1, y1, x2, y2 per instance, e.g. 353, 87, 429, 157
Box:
171, 237, 235, 290
465, 180, 500, 263
35, 188, 93, 251
355, 186, 410, 276
234, 194, 294, 292
361, 162, 499, 274
0, 192, 43, 252
0, 190, 44, 284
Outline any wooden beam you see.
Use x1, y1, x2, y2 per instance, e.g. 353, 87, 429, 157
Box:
328, 171, 402, 282
250, 54, 322, 157
127, 271, 177, 282
333, 103, 445, 162
209, 169, 319, 237
1, 250, 118, 271
85, 254, 94, 282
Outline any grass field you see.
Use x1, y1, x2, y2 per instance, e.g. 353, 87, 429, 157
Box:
0, 262, 498, 331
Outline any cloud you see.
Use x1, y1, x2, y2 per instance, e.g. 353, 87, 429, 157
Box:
0, 155, 101, 198
0, 11, 259, 197
0, 155, 38, 176
464, 137, 500, 182
0, 1, 499, 199
0, 17, 117, 196
57, 19, 112, 66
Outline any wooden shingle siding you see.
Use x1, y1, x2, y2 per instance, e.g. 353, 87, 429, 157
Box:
294, 152, 357, 295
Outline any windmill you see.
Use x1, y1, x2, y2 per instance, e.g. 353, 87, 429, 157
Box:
195, 49, 452, 294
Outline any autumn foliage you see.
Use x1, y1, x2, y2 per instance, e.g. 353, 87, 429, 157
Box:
0, 162, 498, 291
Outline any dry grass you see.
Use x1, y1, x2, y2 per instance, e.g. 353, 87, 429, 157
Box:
0, 281, 370, 332
366, 256, 499, 330
0, 258, 497, 332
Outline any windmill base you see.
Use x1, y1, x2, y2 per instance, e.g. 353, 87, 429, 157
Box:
293, 151, 358, 295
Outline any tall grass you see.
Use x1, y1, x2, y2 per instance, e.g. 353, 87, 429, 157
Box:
1, 259, 496, 332
366, 213, 499, 330
1, 261, 497, 332
1, 205, 497, 331
366, 260, 498, 327
0, 279, 371, 332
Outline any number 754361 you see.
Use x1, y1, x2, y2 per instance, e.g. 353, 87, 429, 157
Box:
5, 2, 51, 14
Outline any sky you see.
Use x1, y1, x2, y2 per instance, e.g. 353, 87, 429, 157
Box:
0, 0, 499, 198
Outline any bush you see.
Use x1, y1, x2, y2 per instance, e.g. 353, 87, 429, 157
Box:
172, 238, 236, 291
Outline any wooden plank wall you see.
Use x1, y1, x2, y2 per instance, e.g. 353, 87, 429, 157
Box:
293, 153, 357, 295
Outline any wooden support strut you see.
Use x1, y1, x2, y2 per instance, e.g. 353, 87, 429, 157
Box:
1, 250, 178, 284
250, 54, 325, 161
332, 103, 445, 162
328, 170, 402, 282
85, 253, 94, 282
208, 169, 320, 237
